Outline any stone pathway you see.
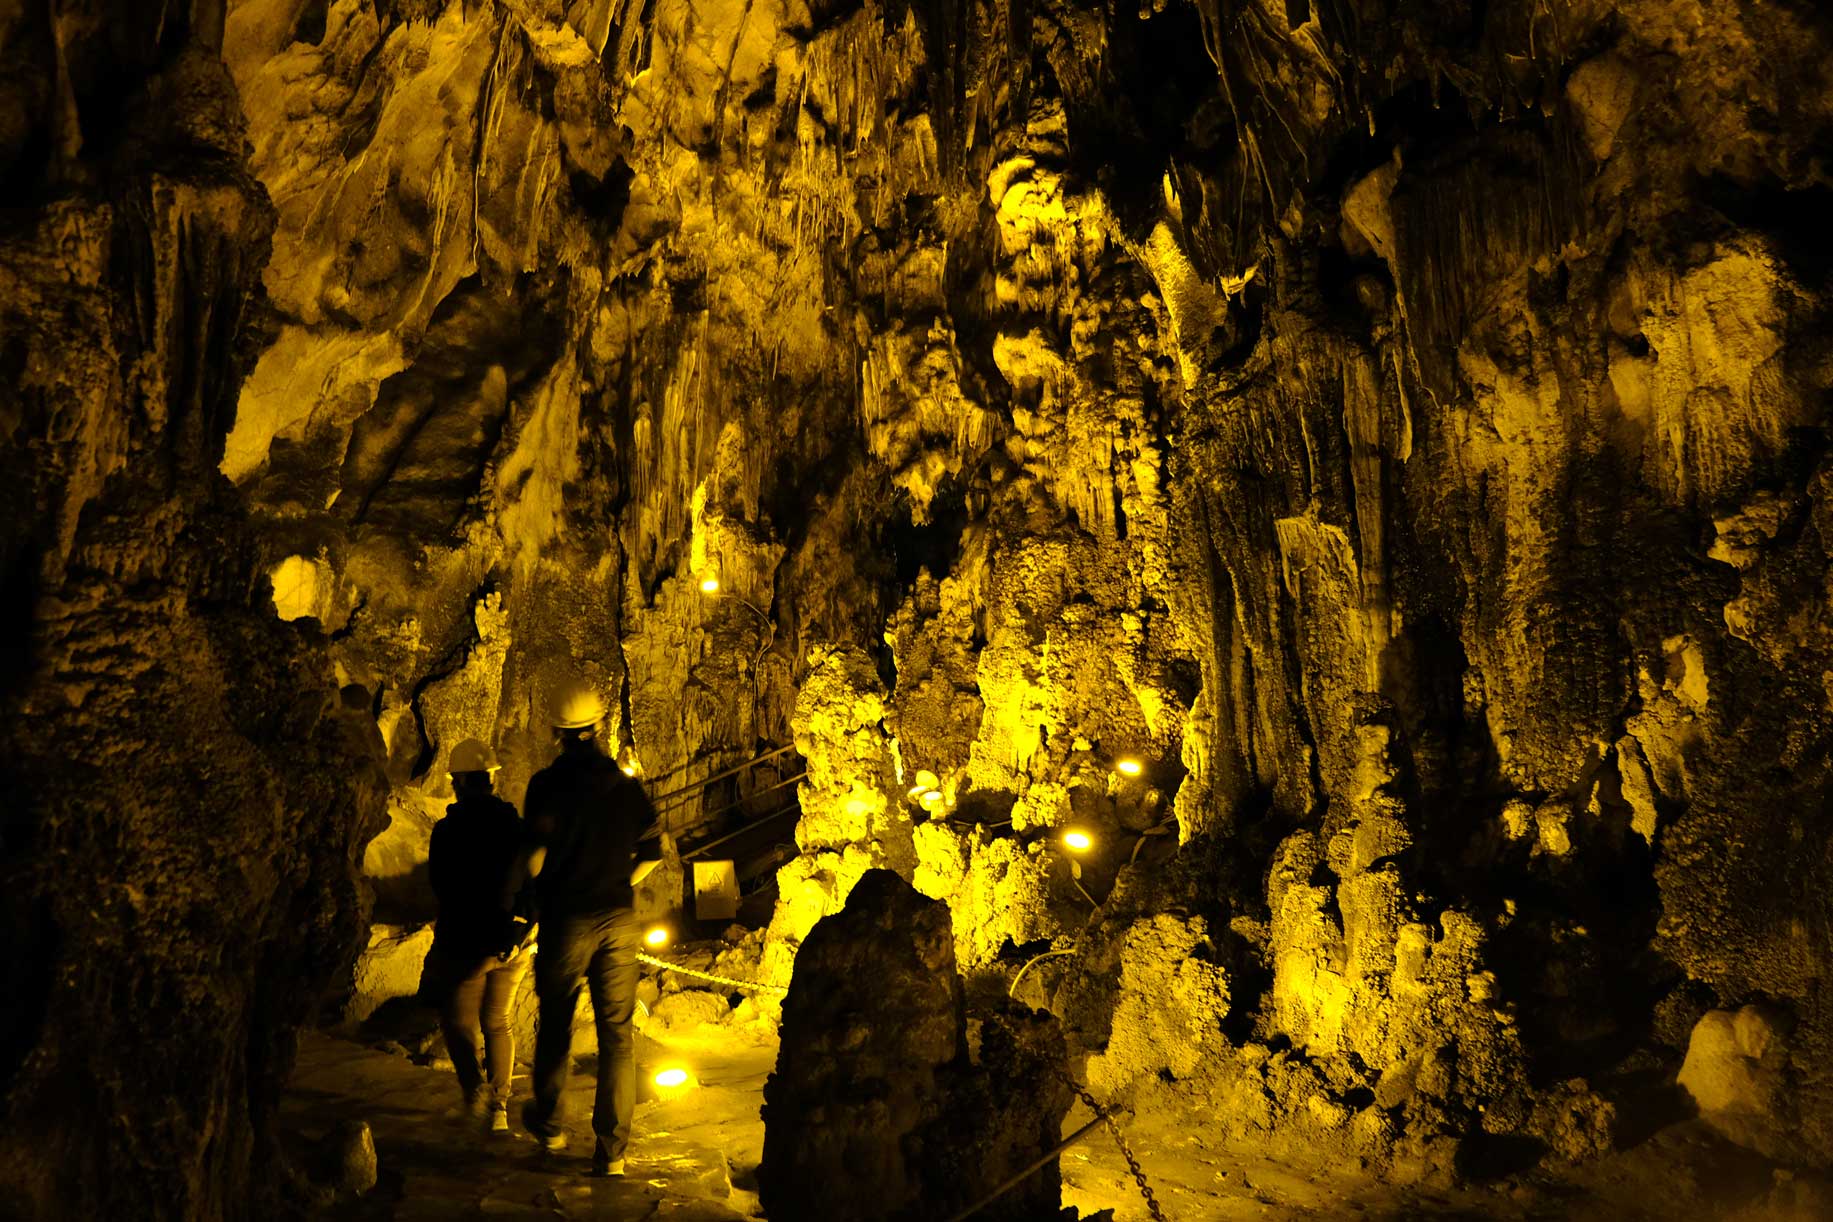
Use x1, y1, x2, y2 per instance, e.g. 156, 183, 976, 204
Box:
284, 1020, 776, 1220
286, 1021, 1825, 1221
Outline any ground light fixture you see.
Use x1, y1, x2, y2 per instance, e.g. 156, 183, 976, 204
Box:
1115, 757, 1143, 776
1062, 828, 1093, 852
699, 576, 720, 593
644, 926, 670, 948
652, 1066, 696, 1099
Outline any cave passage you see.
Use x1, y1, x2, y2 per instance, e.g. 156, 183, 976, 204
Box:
4, 0, 1833, 1219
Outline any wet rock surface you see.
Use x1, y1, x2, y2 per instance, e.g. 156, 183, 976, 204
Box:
282, 1024, 774, 1221
285, 989, 1833, 1222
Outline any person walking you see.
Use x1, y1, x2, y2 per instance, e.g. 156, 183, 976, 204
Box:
422, 738, 530, 1134
514, 676, 658, 1176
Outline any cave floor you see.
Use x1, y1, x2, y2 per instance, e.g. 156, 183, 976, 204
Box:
285, 1023, 774, 1220
284, 1026, 1810, 1221
1055, 1093, 1808, 1221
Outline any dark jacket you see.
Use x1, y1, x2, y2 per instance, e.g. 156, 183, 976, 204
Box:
524, 744, 658, 919
428, 792, 522, 957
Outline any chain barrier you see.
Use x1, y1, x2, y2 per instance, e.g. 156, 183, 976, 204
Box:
635, 951, 788, 995
1063, 1075, 1167, 1222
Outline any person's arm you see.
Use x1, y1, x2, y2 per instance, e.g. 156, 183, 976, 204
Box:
474, 801, 531, 959
501, 775, 554, 913
428, 821, 451, 911
629, 776, 661, 862
501, 844, 546, 910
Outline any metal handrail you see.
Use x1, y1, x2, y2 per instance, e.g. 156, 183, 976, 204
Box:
655, 774, 806, 858
694, 771, 806, 822
648, 743, 800, 815
636, 745, 753, 790
682, 800, 803, 861
636, 744, 804, 843
645, 742, 799, 805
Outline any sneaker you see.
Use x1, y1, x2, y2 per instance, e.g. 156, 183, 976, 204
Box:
591, 1142, 625, 1177
488, 1104, 509, 1134
520, 1101, 566, 1152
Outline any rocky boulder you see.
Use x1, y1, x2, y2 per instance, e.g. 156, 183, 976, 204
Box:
1680, 1005, 1799, 1160
759, 869, 1070, 1221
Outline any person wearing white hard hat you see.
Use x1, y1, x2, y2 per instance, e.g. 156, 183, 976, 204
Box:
419, 737, 529, 1134
513, 675, 657, 1176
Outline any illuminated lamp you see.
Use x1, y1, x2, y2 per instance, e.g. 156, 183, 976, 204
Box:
1115, 757, 1143, 777
644, 926, 670, 948
653, 1066, 695, 1098
1063, 829, 1093, 852
920, 789, 944, 804
699, 576, 721, 594
908, 769, 940, 801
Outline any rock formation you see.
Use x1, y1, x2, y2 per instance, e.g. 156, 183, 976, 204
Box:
759, 868, 1070, 1221
4, 0, 1833, 1213
0, 8, 389, 1218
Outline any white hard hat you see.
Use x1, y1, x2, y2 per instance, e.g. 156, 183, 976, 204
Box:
549, 676, 607, 730
447, 738, 499, 776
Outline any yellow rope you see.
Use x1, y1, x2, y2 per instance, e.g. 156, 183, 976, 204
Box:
636, 951, 788, 995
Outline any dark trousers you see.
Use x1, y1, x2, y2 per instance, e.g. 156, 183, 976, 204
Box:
528, 907, 640, 1157
434, 943, 530, 1106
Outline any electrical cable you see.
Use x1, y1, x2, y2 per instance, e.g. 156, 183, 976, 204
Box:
1007, 947, 1078, 999
938, 1112, 1107, 1222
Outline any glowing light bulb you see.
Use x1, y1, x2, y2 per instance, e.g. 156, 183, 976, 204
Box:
1116, 757, 1143, 777
645, 926, 670, 948
699, 576, 721, 594
1063, 829, 1093, 852
654, 1067, 690, 1089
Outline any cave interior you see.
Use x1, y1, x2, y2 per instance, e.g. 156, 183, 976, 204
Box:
3, 0, 1833, 1218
